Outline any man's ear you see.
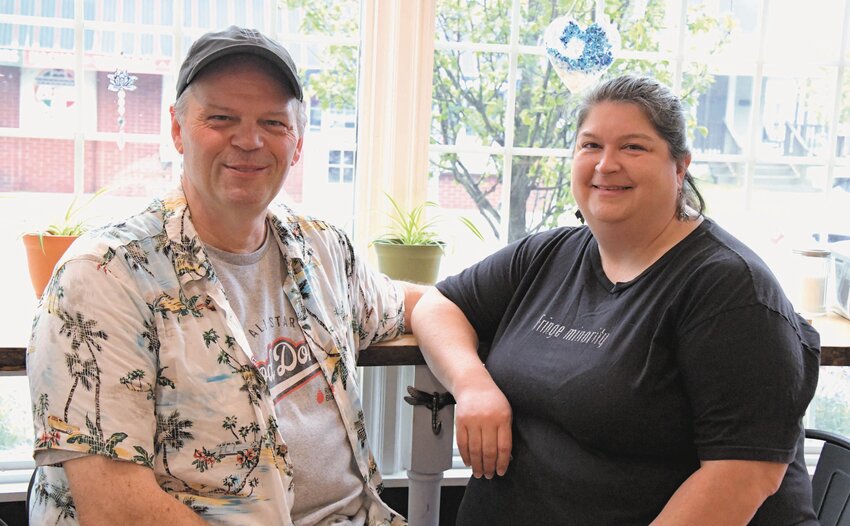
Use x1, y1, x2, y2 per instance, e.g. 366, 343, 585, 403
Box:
291, 136, 303, 166
170, 105, 184, 155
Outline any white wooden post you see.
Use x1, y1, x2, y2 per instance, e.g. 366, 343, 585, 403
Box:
404, 364, 455, 526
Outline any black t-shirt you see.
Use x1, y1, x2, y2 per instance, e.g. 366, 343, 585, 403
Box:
437, 219, 820, 525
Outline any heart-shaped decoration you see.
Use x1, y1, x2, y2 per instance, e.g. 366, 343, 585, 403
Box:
544, 15, 621, 93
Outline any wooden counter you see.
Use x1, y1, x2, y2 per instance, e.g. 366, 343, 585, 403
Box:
3, 313, 850, 372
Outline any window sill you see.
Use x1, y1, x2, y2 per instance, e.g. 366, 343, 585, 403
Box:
381, 467, 471, 488
0, 468, 31, 502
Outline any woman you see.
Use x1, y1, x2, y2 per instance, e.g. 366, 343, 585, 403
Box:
411, 76, 820, 525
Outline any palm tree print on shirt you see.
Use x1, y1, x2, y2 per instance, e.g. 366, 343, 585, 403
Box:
155, 409, 195, 478
32, 470, 76, 524
57, 309, 108, 433
203, 328, 268, 406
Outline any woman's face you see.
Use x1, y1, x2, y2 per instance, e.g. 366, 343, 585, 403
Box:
571, 101, 689, 229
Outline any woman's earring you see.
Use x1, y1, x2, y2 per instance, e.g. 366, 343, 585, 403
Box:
677, 188, 689, 221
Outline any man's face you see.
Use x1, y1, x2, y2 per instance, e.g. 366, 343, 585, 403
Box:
170, 56, 302, 221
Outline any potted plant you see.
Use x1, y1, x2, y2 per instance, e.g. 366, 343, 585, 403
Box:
22, 189, 107, 297
372, 194, 483, 284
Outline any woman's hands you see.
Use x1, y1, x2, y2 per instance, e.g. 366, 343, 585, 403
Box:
454, 373, 513, 479
411, 288, 514, 479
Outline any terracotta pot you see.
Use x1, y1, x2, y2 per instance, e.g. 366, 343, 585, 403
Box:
373, 242, 444, 285
22, 234, 78, 298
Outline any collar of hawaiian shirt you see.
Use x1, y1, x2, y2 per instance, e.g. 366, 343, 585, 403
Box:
156, 186, 310, 288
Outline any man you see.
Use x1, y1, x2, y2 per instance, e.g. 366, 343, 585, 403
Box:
28, 26, 421, 525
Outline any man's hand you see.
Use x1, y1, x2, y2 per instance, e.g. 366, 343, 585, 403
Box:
63, 455, 212, 525
454, 376, 513, 479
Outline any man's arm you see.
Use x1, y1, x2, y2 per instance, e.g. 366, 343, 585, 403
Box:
411, 288, 512, 479
397, 281, 430, 333
63, 455, 212, 526
650, 459, 786, 525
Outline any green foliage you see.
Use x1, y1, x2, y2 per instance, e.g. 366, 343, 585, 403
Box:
374, 193, 484, 246
0, 383, 32, 450
298, 0, 734, 241
283, 0, 359, 110
809, 394, 850, 437
32, 187, 108, 238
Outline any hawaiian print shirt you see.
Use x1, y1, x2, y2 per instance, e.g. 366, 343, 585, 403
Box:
27, 187, 407, 525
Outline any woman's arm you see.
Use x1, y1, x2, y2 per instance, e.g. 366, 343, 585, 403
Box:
411, 288, 513, 479
651, 459, 787, 525
398, 281, 429, 333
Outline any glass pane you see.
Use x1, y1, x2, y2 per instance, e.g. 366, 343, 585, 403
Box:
328, 166, 340, 182
513, 54, 580, 149
826, 166, 850, 242
748, 173, 829, 272
0, 23, 75, 53
684, 0, 754, 61
0, 137, 74, 192
524, 0, 683, 53
0, 377, 33, 465
436, 0, 510, 44
432, 50, 508, 147
26, 67, 79, 134
807, 368, 850, 437
512, 155, 576, 236
753, 163, 828, 192
329, 149, 340, 164
84, 0, 171, 26
692, 160, 746, 221
343, 150, 354, 165
281, 0, 360, 38
692, 160, 745, 190
298, 44, 358, 131
609, 0, 681, 54
759, 70, 834, 159
84, 29, 174, 64
83, 141, 174, 197
837, 50, 850, 158
183, 0, 274, 32
520, 0, 595, 47
431, 151, 503, 246
343, 167, 353, 182
431, 151, 504, 277
686, 67, 754, 155
95, 72, 167, 134
764, 0, 846, 64
607, 57, 675, 86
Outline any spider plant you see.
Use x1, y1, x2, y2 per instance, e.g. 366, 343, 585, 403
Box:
374, 193, 483, 246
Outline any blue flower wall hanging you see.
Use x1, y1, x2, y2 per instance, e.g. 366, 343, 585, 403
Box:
544, 14, 621, 93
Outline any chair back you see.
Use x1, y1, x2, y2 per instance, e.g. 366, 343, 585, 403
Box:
807, 429, 850, 526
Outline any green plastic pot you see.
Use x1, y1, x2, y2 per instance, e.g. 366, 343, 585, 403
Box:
373, 241, 444, 284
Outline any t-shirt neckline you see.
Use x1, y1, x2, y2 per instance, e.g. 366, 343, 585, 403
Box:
589, 218, 712, 294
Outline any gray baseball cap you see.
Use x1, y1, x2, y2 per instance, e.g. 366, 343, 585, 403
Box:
176, 26, 303, 101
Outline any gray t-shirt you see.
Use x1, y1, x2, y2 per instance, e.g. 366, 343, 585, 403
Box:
206, 228, 367, 526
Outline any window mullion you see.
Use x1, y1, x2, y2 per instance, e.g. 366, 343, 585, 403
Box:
672, 0, 687, 93
72, 0, 85, 194
742, 0, 770, 212
498, 0, 522, 241
823, 0, 850, 233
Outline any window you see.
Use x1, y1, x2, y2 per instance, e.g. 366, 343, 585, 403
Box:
0, 0, 363, 483
1, 0, 849, 497
328, 149, 355, 183
428, 0, 850, 450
